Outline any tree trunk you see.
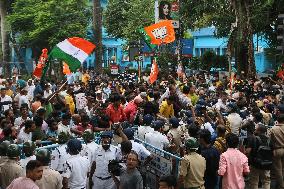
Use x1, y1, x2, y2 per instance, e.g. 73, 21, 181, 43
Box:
0, 0, 10, 77
93, 0, 103, 74
230, 0, 256, 78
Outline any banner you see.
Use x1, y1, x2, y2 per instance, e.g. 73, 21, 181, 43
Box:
155, 0, 180, 28
144, 20, 175, 45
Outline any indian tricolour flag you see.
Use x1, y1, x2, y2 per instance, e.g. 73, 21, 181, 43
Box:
50, 37, 96, 72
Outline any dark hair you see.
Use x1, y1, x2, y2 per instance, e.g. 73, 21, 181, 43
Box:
182, 86, 190, 94
216, 125, 226, 134
188, 125, 200, 138
257, 124, 267, 134
26, 160, 42, 172
25, 120, 35, 129
254, 112, 263, 123
199, 129, 211, 144
226, 133, 239, 148
4, 109, 12, 117
62, 114, 71, 121
159, 175, 177, 187
277, 114, 284, 123
159, 1, 172, 19
2, 126, 12, 137
121, 141, 132, 154
20, 105, 28, 111
127, 150, 139, 161
111, 93, 121, 103
168, 95, 175, 102
33, 116, 43, 127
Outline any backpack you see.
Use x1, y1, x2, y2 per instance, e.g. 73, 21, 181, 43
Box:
253, 136, 273, 170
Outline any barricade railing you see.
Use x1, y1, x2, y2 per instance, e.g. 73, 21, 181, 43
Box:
134, 138, 182, 189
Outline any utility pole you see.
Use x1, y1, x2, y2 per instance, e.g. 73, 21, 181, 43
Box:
93, 0, 103, 74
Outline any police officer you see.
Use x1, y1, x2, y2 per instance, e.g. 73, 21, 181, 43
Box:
50, 132, 71, 174
62, 139, 90, 189
80, 129, 99, 164
0, 144, 23, 188
19, 141, 36, 171
0, 140, 11, 164
35, 149, 63, 189
89, 131, 118, 189
179, 137, 206, 189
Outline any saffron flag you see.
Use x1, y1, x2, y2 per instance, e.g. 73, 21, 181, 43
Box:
50, 37, 96, 72
144, 20, 175, 45
33, 48, 48, 78
63, 62, 71, 75
138, 28, 157, 50
149, 58, 159, 84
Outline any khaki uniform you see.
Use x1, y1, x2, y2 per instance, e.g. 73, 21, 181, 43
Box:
0, 156, 8, 164
35, 166, 63, 189
179, 152, 206, 189
270, 124, 284, 189
0, 159, 23, 188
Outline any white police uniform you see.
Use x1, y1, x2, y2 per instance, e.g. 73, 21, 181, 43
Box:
130, 140, 151, 160
80, 141, 99, 164
145, 131, 169, 150
19, 155, 36, 173
51, 144, 71, 173
62, 154, 90, 189
91, 145, 118, 189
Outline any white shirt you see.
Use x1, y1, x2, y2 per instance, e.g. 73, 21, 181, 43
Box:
145, 131, 169, 150
14, 117, 31, 130
201, 122, 215, 135
57, 122, 71, 135
17, 127, 32, 143
27, 85, 35, 101
91, 145, 118, 178
62, 154, 90, 189
130, 140, 151, 160
44, 90, 52, 98
227, 113, 243, 135
137, 126, 154, 140
0, 95, 12, 111
19, 95, 29, 108
80, 142, 99, 164
51, 144, 71, 172
214, 99, 227, 111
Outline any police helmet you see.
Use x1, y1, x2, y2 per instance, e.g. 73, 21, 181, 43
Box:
7, 144, 20, 158
67, 139, 82, 155
185, 137, 199, 150
23, 141, 36, 157
100, 131, 113, 139
36, 149, 51, 165
0, 140, 11, 156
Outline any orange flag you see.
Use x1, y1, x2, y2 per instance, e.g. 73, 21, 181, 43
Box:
63, 62, 71, 75
144, 20, 175, 45
33, 48, 48, 78
149, 58, 159, 84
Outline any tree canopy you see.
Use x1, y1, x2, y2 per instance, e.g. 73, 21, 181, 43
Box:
104, 0, 155, 42
7, 0, 91, 53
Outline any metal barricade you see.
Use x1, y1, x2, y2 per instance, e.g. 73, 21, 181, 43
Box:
134, 138, 182, 189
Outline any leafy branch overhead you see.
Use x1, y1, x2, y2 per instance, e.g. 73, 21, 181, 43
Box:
7, 0, 91, 50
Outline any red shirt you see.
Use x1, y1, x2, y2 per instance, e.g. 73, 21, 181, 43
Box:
124, 101, 138, 123
76, 123, 93, 132
106, 104, 126, 123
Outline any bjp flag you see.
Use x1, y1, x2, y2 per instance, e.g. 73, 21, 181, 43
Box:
149, 58, 159, 84
63, 62, 71, 75
144, 20, 175, 45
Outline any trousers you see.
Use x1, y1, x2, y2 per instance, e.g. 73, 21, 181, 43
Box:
248, 166, 270, 189
92, 176, 116, 189
272, 148, 284, 189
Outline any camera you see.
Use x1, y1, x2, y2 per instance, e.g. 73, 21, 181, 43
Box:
108, 160, 123, 176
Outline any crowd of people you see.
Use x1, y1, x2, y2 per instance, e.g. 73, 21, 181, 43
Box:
0, 68, 284, 189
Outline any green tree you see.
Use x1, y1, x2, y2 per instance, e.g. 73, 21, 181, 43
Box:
7, 0, 91, 56
180, 0, 284, 77
104, 0, 154, 42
